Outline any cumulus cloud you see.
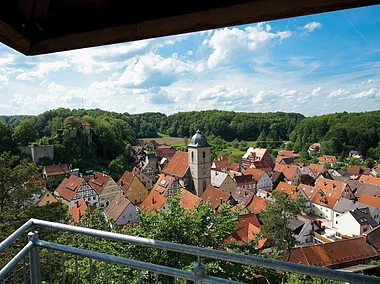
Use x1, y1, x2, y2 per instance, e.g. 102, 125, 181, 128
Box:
207, 23, 292, 68
327, 88, 350, 98
303, 22, 323, 32
16, 61, 70, 81
311, 87, 322, 96
356, 79, 373, 87
348, 88, 380, 99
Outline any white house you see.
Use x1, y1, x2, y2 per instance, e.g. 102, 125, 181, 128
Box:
245, 168, 273, 192
310, 190, 338, 221
104, 193, 137, 225
289, 215, 319, 246
336, 208, 377, 237
333, 198, 380, 227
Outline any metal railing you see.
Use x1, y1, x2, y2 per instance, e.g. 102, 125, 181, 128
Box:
1, 219, 380, 283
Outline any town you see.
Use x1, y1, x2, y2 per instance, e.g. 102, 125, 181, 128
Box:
26, 125, 380, 276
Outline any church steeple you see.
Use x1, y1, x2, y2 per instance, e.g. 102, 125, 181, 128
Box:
188, 130, 211, 197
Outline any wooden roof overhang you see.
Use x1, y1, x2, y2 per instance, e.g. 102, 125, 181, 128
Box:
1, 0, 380, 55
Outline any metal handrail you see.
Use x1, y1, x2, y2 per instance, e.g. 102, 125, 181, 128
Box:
1, 218, 380, 283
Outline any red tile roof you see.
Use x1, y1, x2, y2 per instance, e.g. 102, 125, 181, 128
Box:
347, 165, 361, 175
308, 163, 325, 177
311, 192, 339, 209
88, 172, 111, 194
244, 168, 265, 183
212, 157, 228, 171
229, 163, 239, 171
315, 178, 348, 199
117, 171, 135, 191
358, 194, 380, 210
155, 145, 176, 159
288, 237, 378, 267
81, 119, 91, 127
273, 164, 298, 181
318, 155, 336, 163
278, 150, 300, 158
139, 190, 167, 212
363, 225, 380, 250
162, 151, 189, 178
246, 196, 271, 214
231, 189, 254, 207
70, 198, 87, 224
298, 184, 317, 200
179, 189, 202, 210
359, 175, 380, 186
234, 175, 255, 187
275, 156, 293, 165
55, 175, 84, 202
44, 164, 70, 177
201, 185, 231, 210
153, 174, 179, 194
373, 164, 380, 171
104, 193, 132, 220
274, 182, 298, 200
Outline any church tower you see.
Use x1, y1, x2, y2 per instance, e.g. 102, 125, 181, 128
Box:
188, 130, 211, 197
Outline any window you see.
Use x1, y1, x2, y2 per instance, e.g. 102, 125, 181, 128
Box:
336, 221, 338, 224
129, 214, 132, 217
191, 151, 194, 162
93, 196, 96, 200
202, 151, 206, 159
203, 180, 207, 191
46, 201, 50, 204
106, 201, 110, 207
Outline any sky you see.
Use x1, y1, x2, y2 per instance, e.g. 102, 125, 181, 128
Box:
1, 5, 380, 117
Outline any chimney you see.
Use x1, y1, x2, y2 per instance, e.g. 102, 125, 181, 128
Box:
93, 173, 96, 179
121, 180, 124, 186
333, 184, 336, 188
220, 197, 223, 205
152, 197, 155, 204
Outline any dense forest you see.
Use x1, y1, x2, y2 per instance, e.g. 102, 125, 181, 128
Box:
1, 108, 380, 176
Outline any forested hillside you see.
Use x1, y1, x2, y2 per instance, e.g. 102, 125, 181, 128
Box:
289, 110, 380, 159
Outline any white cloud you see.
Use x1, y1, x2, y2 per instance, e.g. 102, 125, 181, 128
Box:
16, 61, 70, 81
356, 79, 373, 87
348, 87, 380, 99
303, 22, 323, 32
327, 88, 350, 98
311, 87, 322, 96
207, 23, 292, 68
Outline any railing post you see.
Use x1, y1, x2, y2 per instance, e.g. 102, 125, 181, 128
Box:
28, 231, 41, 284
193, 257, 205, 284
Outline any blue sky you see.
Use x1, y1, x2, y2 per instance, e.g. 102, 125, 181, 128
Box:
1, 5, 380, 116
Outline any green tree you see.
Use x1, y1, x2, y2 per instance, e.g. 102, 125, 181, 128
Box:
13, 119, 38, 146
257, 191, 301, 260
364, 158, 375, 169
0, 121, 15, 153
0, 152, 40, 213
108, 155, 129, 180
255, 131, 267, 148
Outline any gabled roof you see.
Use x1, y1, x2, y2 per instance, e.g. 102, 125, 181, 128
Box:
231, 189, 254, 207
348, 208, 377, 228
155, 145, 176, 159
229, 163, 239, 172
358, 194, 380, 211
88, 172, 111, 194
44, 164, 70, 177
315, 178, 348, 199
318, 155, 336, 163
244, 168, 266, 183
246, 196, 271, 214
308, 163, 325, 177
298, 184, 317, 200
348, 165, 368, 175
212, 157, 228, 171
153, 174, 181, 194
104, 193, 132, 220
333, 197, 355, 213
242, 147, 268, 160
348, 180, 380, 198
230, 213, 265, 247
288, 237, 378, 267
179, 189, 202, 210
201, 185, 231, 210
139, 190, 167, 212
162, 152, 189, 178
274, 182, 298, 200
275, 156, 293, 165
117, 171, 136, 191
363, 225, 380, 250
55, 175, 85, 202
211, 171, 230, 188
311, 191, 339, 209
273, 164, 298, 181
359, 175, 380, 186
70, 198, 87, 224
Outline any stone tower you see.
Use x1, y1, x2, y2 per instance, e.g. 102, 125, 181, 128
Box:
188, 130, 211, 197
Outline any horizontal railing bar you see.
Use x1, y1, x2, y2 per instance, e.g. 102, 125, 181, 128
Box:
0, 220, 33, 253
36, 240, 195, 282
35, 240, 240, 284
30, 219, 380, 284
0, 242, 33, 280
